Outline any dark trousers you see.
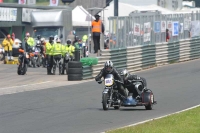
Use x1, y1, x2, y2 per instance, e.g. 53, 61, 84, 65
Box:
116, 82, 128, 98
53, 54, 62, 75
93, 35, 100, 53
5, 51, 12, 56
4, 51, 12, 60
46, 55, 53, 74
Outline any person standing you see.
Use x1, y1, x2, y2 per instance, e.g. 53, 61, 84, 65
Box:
52, 39, 64, 75
11, 33, 15, 41
45, 36, 54, 75
91, 14, 105, 55
25, 32, 34, 51
67, 30, 75, 45
65, 39, 75, 60
166, 29, 170, 42
2, 34, 14, 61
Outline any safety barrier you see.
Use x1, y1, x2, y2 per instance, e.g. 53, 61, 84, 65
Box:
82, 37, 200, 80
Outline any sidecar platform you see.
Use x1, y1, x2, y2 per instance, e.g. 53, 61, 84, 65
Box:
122, 96, 138, 106
121, 95, 157, 107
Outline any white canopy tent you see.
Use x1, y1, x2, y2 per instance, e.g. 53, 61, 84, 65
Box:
72, 6, 95, 27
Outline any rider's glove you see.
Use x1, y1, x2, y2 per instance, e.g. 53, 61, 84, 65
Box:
97, 81, 102, 84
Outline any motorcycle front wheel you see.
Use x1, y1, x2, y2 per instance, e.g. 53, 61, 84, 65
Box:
17, 65, 22, 75
102, 93, 109, 111
18, 64, 27, 75
21, 64, 27, 75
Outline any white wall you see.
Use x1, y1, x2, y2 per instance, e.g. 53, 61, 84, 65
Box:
119, 0, 183, 10
119, 0, 157, 6
183, 1, 196, 7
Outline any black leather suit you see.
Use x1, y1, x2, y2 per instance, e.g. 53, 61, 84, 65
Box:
95, 67, 128, 98
124, 74, 147, 98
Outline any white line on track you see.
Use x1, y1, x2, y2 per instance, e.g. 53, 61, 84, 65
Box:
0, 81, 53, 90
102, 104, 200, 133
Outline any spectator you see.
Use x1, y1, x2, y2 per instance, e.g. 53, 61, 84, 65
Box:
2, 34, 14, 61
25, 32, 35, 51
11, 33, 15, 41
166, 29, 170, 42
91, 14, 105, 55
67, 30, 75, 44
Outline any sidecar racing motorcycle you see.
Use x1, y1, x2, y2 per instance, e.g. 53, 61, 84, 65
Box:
99, 74, 157, 111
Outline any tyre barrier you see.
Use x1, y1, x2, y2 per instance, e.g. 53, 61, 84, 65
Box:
67, 61, 82, 81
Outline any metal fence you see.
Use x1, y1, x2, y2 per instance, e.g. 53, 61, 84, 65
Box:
107, 10, 200, 49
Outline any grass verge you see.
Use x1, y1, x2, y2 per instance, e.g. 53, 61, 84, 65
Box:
106, 106, 200, 133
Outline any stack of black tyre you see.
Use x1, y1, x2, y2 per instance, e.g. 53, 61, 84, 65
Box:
68, 61, 82, 81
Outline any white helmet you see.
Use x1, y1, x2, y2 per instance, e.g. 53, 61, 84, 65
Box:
56, 38, 61, 43
104, 60, 113, 73
26, 32, 30, 37
120, 69, 129, 80
41, 38, 45, 43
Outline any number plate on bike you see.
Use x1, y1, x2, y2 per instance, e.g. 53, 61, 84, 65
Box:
105, 79, 113, 86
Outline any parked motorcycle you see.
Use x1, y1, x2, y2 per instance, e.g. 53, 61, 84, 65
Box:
31, 40, 41, 68
99, 74, 156, 111
17, 49, 29, 75
62, 52, 71, 74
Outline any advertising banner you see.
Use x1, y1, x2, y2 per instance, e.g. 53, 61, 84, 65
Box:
0, 8, 17, 21
134, 23, 140, 36
161, 21, 166, 32
167, 21, 172, 31
190, 21, 200, 37
49, 0, 59, 6
22, 8, 37, 22
172, 21, 179, 36
27, 0, 36, 5
18, 0, 26, 4
154, 21, 161, 33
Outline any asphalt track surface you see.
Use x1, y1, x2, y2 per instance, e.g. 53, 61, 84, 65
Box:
0, 59, 200, 133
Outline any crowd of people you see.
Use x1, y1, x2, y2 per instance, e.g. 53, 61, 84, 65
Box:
24, 32, 87, 75
0, 31, 88, 75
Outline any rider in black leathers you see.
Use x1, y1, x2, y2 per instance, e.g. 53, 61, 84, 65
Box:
95, 60, 128, 99
119, 69, 147, 98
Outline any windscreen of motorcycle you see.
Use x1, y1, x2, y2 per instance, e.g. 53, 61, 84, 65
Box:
25, 53, 29, 58
32, 46, 35, 51
34, 47, 41, 53
104, 74, 114, 86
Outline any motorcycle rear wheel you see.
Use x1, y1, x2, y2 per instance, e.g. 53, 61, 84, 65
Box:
102, 93, 109, 111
